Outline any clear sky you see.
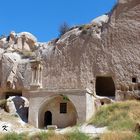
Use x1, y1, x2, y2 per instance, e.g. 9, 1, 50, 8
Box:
0, 0, 117, 42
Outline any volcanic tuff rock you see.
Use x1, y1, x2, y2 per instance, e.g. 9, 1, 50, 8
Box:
6, 96, 29, 122
0, 0, 139, 100
40, 0, 140, 92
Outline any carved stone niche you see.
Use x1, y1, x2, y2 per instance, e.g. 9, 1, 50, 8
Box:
30, 60, 43, 90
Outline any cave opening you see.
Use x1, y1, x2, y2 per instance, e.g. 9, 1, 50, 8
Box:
96, 76, 115, 98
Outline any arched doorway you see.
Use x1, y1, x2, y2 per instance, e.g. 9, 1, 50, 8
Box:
96, 76, 115, 98
44, 111, 52, 127
38, 95, 78, 128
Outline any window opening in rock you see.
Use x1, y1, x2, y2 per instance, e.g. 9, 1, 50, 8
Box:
60, 103, 67, 113
132, 77, 137, 83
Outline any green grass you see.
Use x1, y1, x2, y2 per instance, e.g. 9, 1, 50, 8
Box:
0, 131, 92, 140
0, 133, 28, 140
135, 133, 140, 140
66, 131, 91, 140
30, 131, 50, 140
88, 100, 140, 140
89, 100, 140, 131
100, 131, 135, 140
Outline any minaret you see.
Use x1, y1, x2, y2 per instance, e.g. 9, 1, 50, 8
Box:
30, 59, 43, 90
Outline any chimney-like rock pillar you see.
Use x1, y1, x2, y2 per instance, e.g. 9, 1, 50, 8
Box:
30, 60, 43, 90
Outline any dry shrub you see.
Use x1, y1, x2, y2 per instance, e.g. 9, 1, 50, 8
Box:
59, 22, 70, 37
83, 24, 92, 30
101, 131, 135, 140
30, 131, 49, 140
0, 99, 7, 110
48, 134, 66, 140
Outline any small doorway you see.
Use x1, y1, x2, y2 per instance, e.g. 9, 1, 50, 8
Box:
44, 111, 52, 127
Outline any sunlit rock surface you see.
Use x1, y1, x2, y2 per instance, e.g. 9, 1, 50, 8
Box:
0, 0, 140, 100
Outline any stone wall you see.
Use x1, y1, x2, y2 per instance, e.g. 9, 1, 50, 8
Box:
86, 93, 96, 120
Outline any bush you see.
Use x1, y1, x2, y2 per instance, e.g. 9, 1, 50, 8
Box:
65, 131, 91, 140
22, 51, 35, 59
0, 99, 7, 110
83, 24, 92, 30
79, 24, 93, 30
81, 30, 87, 34
30, 131, 50, 140
59, 22, 70, 37
15, 48, 36, 59
78, 25, 85, 30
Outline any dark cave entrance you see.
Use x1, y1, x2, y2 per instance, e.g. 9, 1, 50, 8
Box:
44, 111, 52, 128
95, 76, 115, 98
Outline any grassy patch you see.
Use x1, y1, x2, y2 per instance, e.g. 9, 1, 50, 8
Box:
65, 131, 91, 140
33, 131, 92, 140
30, 131, 50, 140
0, 133, 28, 140
89, 100, 140, 140
89, 100, 140, 131
0, 131, 92, 140
21, 51, 35, 59
135, 133, 140, 140
101, 131, 135, 140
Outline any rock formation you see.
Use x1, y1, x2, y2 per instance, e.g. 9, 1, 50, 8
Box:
6, 96, 29, 122
0, 0, 140, 100
39, 0, 140, 100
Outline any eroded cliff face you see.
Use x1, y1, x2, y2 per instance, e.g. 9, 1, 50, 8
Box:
0, 32, 36, 91
42, 0, 140, 94
102, 0, 140, 99
0, 0, 140, 100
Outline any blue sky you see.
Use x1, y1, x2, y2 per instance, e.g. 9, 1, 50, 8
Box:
0, 0, 117, 42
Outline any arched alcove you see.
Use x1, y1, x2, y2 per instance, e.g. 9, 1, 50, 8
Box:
38, 95, 78, 128
96, 76, 115, 98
